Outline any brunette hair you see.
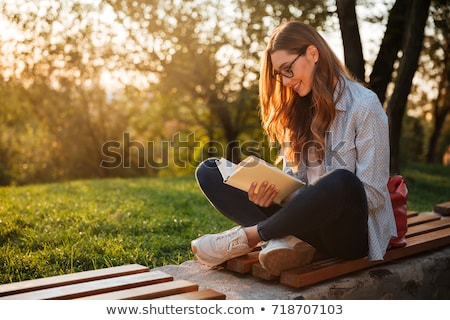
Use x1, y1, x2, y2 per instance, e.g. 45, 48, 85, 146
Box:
259, 21, 352, 167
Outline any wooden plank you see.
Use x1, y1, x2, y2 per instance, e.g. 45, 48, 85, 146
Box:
0, 264, 149, 297
251, 263, 279, 280
280, 228, 450, 288
77, 280, 198, 300
407, 211, 419, 218
406, 218, 450, 238
0, 271, 173, 300
407, 212, 441, 226
156, 289, 226, 300
251, 256, 341, 281
226, 251, 260, 274
226, 247, 330, 276
435, 201, 450, 216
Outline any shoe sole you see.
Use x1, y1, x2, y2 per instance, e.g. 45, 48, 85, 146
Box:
259, 243, 315, 276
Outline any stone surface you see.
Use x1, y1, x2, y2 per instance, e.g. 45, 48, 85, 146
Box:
153, 246, 450, 299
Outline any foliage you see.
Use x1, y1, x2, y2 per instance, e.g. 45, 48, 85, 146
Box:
400, 116, 427, 163
0, 162, 448, 283
0, 0, 448, 186
0, 1, 158, 184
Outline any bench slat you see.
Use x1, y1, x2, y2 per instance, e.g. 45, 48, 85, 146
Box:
156, 289, 226, 300
0, 271, 173, 300
435, 201, 450, 216
407, 211, 419, 217
225, 251, 260, 274
407, 212, 441, 226
0, 264, 149, 297
406, 218, 450, 238
251, 256, 342, 280
251, 263, 279, 280
77, 280, 198, 300
279, 227, 450, 288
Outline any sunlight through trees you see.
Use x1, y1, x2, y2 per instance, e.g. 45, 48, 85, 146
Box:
0, 0, 448, 185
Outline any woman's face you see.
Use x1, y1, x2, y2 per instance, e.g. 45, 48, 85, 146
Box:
270, 45, 319, 97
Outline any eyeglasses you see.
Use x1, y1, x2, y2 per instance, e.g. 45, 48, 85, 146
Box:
272, 47, 308, 81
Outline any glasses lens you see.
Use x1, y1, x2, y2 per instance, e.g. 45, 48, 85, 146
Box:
281, 69, 293, 78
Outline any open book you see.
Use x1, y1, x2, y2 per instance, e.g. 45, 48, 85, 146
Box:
215, 156, 305, 205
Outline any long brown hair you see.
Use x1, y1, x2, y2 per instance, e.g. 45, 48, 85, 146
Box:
259, 21, 352, 168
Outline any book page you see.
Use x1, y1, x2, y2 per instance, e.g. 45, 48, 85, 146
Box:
215, 158, 236, 181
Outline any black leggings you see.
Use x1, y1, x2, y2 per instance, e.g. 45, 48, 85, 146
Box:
195, 158, 369, 259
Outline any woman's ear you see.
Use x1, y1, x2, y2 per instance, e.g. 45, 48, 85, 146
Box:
307, 45, 319, 64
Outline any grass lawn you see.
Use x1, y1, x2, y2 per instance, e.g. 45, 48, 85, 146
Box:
0, 162, 449, 284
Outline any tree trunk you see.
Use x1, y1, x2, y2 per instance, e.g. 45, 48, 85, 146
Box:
211, 100, 241, 163
336, 0, 365, 82
427, 106, 450, 163
426, 53, 450, 163
387, 0, 431, 174
369, 0, 408, 104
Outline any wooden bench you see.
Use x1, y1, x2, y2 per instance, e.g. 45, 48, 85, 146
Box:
0, 264, 225, 300
224, 206, 450, 288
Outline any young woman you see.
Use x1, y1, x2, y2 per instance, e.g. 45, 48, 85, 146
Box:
191, 21, 397, 275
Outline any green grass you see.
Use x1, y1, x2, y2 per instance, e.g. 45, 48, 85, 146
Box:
0, 163, 449, 284
402, 162, 450, 212
0, 176, 234, 283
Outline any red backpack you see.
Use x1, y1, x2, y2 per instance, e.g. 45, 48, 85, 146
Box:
388, 175, 408, 248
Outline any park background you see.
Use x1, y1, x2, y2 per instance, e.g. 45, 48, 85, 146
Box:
0, 0, 449, 283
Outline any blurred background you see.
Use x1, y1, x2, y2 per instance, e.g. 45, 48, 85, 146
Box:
0, 0, 448, 186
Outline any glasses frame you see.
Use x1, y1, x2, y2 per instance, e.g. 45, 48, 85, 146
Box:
272, 46, 308, 81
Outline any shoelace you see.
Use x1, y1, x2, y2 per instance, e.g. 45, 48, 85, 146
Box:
214, 229, 246, 253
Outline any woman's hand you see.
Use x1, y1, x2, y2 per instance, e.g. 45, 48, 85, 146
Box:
248, 181, 279, 207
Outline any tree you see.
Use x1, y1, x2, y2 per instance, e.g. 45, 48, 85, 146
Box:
106, 0, 331, 164
369, 0, 408, 104
337, 0, 431, 174
0, 1, 154, 184
425, 0, 450, 163
386, 0, 431, 174
1, 0, 444, 184
336, 0, 365, 81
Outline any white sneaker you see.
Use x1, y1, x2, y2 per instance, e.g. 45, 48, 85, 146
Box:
258, 236, 316, 276
191, 226, 251, 267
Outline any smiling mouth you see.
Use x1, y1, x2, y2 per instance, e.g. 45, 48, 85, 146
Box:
293, 82, 301, 92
